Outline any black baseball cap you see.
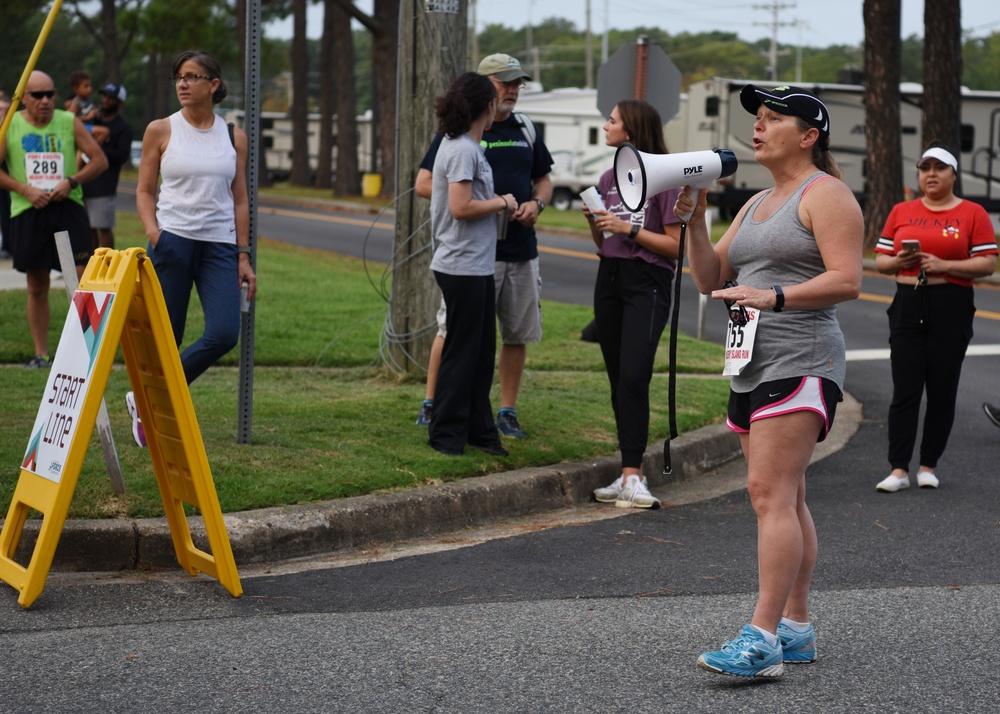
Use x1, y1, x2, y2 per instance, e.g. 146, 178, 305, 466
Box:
740, 84, 830, 142
101, 82, 127, 102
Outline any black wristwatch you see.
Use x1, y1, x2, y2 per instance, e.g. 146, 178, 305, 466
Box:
772, 285, 785, 312
534, 198, 545, 213
67, 176, 79, 189
629, 224, 640, 239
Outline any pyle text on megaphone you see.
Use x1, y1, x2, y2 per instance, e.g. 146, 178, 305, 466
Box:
613, 144, 738, 213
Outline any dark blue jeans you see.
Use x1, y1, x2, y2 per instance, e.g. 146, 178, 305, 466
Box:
148, 229, 240, 384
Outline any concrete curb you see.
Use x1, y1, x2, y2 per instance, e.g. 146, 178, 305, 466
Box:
13, 423, 742, 572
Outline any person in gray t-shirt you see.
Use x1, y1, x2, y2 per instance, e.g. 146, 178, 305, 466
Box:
677, 84, 863, 678
427, 72, 516, 457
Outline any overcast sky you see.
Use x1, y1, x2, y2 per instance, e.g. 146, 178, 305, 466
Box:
266, 0, 1000, 49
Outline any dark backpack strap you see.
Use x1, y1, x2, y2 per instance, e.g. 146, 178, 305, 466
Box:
228, 122, 235, 148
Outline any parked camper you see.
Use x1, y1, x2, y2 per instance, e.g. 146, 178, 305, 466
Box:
225, 109, 376, 182
515, 88, 687, 210
684, 77, 1000, 216
228, 78, 1000, 220
513, 88, 613, 210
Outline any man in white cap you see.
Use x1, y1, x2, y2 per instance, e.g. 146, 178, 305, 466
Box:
415, 53, 554, 442
84, 82, 133, 250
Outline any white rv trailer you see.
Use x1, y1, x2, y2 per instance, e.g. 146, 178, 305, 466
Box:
684, 77, 1000, 216
512, 87, 613, 210
515, 87, 688, 210
225, 109, 377, 181
225, 89, 684, 202
228, 79, 1000, 219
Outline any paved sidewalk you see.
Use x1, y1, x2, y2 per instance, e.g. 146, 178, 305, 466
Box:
0, 255, 68, 291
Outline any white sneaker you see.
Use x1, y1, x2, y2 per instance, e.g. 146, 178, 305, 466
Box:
614, 474, 661, 509
125, 391, 147, 448
917, 471, 939, 488
594, 475, 625, 503
876, 474, 909, 492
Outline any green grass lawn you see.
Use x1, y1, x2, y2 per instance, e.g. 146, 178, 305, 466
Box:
0, 212, 731, 519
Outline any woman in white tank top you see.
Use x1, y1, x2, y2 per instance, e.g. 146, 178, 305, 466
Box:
130, 51, 255, 445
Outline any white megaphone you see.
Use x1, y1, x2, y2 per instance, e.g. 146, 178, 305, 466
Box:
613, 144, 739, 213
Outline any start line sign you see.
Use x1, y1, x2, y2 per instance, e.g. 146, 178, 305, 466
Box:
22, 291, 114, 483
1, 248, 241, 608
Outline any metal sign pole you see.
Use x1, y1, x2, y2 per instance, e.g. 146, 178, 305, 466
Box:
237, 0, 262, 445
633, 35, 648, 100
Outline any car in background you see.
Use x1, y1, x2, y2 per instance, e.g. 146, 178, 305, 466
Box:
548, 152, 611, 211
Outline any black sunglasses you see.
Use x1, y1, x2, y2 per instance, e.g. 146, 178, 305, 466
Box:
28, 90, 56, 100
722, 280, 749, 326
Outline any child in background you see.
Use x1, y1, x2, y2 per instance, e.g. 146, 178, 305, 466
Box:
65, 70, 100, 123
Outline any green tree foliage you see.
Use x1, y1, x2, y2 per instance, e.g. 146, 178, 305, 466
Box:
900, 34, 925, 83
4, 5, 999, 142
0, 8, 101, 104
963, 32, 1000, 90
137, 0, 239, 73
477, 22, 529, 59
668, 33, 769, 83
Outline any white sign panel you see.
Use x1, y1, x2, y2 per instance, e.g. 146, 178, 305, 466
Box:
24, 152, 66, 191
722, 307, 759, 376
21, 291, 115, 483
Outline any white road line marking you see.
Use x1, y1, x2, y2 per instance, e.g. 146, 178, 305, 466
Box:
847, 344, 1000, 361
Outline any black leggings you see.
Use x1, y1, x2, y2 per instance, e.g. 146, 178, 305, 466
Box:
886, 282, 975, 471
429, 271, 500, 453
594, 257, 674, 468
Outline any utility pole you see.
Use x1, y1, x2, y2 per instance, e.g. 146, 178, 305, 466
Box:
601, 0, 609, 63
585, 0, 593, 89
470, 0, 479, 68
753, 0, 796, 80
526, 0, 535, 77
390, 0, 467, 377
526, 0, 542, 84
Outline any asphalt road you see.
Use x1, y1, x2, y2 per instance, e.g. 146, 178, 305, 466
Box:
3, 191, 999, 712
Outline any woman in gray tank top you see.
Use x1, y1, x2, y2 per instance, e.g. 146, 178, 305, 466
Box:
676, 85, 864, 678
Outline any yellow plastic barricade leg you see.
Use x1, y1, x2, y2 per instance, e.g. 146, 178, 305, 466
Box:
0, 248, 241, 607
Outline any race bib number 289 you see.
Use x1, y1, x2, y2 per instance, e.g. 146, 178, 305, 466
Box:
25, 152, 65, 191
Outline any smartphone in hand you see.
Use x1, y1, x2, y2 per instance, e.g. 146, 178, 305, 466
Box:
901, 239, 921, 254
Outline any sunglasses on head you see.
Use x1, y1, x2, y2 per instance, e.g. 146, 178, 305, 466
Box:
722, 280, 749, 327
28, 90, 56, 100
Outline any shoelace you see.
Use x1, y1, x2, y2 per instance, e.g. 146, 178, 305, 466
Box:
721, 635, 751, 652
621, 477, 647, 505
502, 414, 521, 429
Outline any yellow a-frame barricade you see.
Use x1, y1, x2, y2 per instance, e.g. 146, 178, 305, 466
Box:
0, 248, 242, 607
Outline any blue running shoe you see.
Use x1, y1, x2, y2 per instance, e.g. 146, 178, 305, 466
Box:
777, 622, 817, 663
496, 410, 527, 440
697, 625, 784, 678
416, 400, 433, 427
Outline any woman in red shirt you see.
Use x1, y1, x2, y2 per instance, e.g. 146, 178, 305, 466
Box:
874, 143, 998, 492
